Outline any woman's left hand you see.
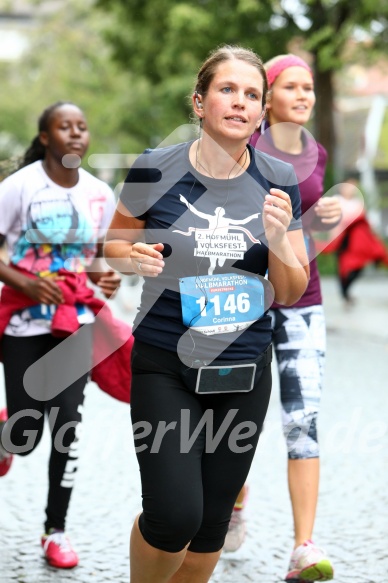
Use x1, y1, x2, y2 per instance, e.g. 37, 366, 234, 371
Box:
263, 188, 293, 246
314, 196, 342, 224
96, 269, 121, 299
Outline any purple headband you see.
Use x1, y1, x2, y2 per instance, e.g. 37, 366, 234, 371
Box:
266, 55, 313, 88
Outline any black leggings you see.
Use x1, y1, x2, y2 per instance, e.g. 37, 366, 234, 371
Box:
131, 340, 272, 554
340, 268, 363, 300
0, 326, 92, 532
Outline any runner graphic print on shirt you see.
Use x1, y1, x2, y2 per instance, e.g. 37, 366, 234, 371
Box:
174, 194, 262, 275
119, 142, 302, 357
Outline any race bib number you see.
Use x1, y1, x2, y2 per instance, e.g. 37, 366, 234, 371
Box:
179, 273, 264, 335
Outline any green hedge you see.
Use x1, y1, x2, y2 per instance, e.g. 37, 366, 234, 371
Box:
316, 252, 337, 275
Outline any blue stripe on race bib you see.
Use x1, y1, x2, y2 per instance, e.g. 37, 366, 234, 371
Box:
27, 304, 56, 320
25, 303, 87, 321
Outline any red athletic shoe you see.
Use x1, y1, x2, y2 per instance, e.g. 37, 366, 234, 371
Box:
0, 408, 13, 477
41, 530, 79, 569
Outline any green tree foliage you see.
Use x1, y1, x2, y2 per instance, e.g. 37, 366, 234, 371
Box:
298, 0, 388, 163
95, 0, 388, 163
0, 0, 153, 178
94, 0, 291, 145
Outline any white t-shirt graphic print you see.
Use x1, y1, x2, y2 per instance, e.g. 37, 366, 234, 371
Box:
0, 161, 115, 336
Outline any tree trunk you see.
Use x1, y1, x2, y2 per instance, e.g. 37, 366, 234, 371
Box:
313, 67, 336, 164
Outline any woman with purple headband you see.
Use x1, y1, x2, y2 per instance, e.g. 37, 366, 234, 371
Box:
224, 54, 341, 582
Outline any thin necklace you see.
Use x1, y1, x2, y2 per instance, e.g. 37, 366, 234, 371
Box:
184, 141, 249, 365
195, 140, 248, 180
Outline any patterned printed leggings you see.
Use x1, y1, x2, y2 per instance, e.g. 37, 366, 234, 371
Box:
269, 305, 326, 460
0, 326, 92, 531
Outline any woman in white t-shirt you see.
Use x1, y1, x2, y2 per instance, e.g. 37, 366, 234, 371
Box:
0, 102, 121, 568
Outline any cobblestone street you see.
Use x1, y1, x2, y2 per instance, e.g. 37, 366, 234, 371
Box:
1, 275, 387, 583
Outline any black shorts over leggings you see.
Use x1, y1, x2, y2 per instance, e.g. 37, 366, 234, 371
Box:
130, 340, 272, 554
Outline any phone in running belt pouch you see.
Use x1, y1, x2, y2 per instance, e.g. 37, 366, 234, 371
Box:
195, 362, 257, 394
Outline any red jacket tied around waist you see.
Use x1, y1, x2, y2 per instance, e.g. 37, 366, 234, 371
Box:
0, 266, 133, 403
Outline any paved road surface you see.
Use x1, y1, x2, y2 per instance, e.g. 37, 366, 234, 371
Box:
0, 274, 387, 582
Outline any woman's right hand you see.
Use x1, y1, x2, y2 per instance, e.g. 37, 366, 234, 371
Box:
130, 242, 165, 277
23, 276, 64, 305
263, 188, 293, 247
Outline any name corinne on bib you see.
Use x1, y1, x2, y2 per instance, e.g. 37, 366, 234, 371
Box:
179, 273, 265, 336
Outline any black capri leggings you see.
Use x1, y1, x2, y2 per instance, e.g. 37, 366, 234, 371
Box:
130, 340, 272, 554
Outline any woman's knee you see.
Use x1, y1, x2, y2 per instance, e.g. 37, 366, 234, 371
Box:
139, 504, 203, 553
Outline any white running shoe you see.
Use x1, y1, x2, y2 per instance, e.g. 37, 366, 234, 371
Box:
223, 509, 246, 552
285, 539, 334, 581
